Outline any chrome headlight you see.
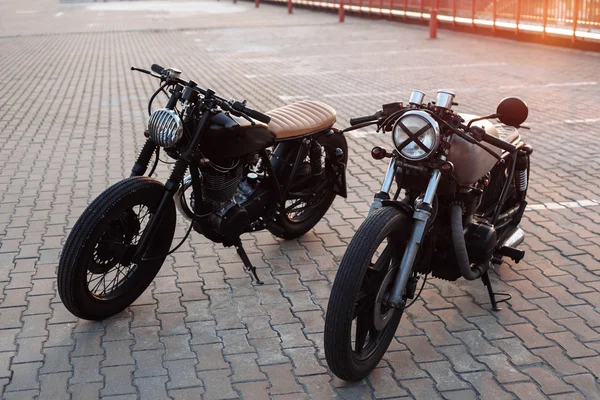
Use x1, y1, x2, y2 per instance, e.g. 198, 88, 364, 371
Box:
392, 110, 440, 160
148, 109, 183, 148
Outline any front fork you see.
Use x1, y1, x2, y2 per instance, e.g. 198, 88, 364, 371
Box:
132, 104, 214, 261
368, 157, 443, 309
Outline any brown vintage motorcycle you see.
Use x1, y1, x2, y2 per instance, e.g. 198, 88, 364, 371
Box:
57, 65, 347, 320
324, 90, 531, 380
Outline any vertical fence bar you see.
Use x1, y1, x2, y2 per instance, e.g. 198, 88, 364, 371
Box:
453, 0, 457, 27
255, 0, 259, 7
390, 0, 394, 16
368, 0, 373, 15
542, 0, 548, 38
573, 0, 579, 43
404, 0, 408, 20
472, 0, 476, 28
288, 0, 292, 13
421, 0, 424, 22
492, 0, 497, 32
515, 0, 521, 35
339, 0, 345, 22
430, 0, 439, 38
379, 0, 383, 16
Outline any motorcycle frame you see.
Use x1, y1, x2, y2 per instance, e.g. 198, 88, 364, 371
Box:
128, 91, 346, 260
375, 141, 528, 308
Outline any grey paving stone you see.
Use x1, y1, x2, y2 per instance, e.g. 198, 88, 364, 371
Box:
165, 359, 203, 390
5, 361, 42, 392
101, 365, 137, 397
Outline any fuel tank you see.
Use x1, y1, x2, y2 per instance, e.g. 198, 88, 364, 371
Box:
447, 114, 503, 185
200, 113, 276, 159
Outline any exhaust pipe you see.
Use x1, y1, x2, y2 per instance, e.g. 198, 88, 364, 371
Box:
501, 227, 525, 249
174, 175, 194, 222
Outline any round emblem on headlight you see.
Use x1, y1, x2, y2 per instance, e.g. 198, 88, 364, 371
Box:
392, 110, 441, 161
148, 109, 183, 148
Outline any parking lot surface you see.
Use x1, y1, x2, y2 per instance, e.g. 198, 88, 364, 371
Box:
2, 0, 600, 398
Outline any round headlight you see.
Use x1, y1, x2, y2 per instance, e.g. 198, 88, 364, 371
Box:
148, 109, 183, 148
392, 110, 440, 160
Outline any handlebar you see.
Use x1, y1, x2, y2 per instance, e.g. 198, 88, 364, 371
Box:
136, 64, 271, 124
350, 111, 381, 126
468, 126, 517, 153
231, 101, 271, 124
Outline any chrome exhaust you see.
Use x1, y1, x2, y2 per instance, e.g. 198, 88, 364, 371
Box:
501, 227, 525, 248
174, 175, 194, 222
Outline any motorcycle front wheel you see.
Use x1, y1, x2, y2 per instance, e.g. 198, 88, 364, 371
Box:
324, 206, 410, 381
57, 177, 176, 320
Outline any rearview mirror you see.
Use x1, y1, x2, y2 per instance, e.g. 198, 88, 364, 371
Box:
496, 97, 528, 127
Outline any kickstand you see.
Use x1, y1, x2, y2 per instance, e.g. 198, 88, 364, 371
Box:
234, 239, 264, 285
481, 271, 511, 312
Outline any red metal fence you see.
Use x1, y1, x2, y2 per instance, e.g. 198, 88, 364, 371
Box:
256, 0, 600, 43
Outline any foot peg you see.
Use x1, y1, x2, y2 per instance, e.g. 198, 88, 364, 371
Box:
481, 271, 511, 311
496, 246, 525, 263
234, 239, 264, 285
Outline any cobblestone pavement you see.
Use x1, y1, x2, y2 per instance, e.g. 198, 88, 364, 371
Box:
2, 0, 600, 399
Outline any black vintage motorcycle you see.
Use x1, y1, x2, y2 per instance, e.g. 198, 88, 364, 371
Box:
324, 90, 531, 380
58, 65, 347, 320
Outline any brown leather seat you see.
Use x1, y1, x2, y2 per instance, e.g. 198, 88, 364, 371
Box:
267, 100, 336, 139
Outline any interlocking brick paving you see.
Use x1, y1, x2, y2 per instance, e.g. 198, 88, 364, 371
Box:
1, 0, 600, 398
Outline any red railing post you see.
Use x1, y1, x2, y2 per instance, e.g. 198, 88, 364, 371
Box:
288, 0, 293, 13
430, 0, 439, 38
515, 0, 521, 35
492, 0, 497, 33
404, 0, 408, 20
542, 0, 548, 38
573, 0, 580, 42
255, 0, 259, 7
379, 0, 383, 16
472, 0, 476, 28
452, 0, 457, 27
233, 0, 237, 4
339, 0, 345, 22
421, 0, 424, 22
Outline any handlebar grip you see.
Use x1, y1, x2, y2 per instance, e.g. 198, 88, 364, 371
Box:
350, 112, 380, 126
151, 64, 165, 75
243, 106, 271, 124
480, 131, 517, 153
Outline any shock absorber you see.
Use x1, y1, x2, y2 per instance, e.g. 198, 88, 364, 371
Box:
514, 151, 529, 201
310, 141, 322, 175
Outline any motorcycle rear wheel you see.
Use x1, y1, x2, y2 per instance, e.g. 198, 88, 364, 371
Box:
324, 206, 410, 381
269, 133, 347, 239
57, 177, 176, 320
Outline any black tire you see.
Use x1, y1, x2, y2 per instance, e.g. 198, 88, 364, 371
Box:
57, 177, 176, 320
324, 206, 411, 381
269, 133, 348, 239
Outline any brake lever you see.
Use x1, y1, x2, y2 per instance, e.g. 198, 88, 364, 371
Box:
131, 66, 162, 79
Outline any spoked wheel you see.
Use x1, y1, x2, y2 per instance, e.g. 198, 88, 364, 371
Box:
58, 177, 176, 320
269, 132, 348, 239
325, 206, 411, 381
